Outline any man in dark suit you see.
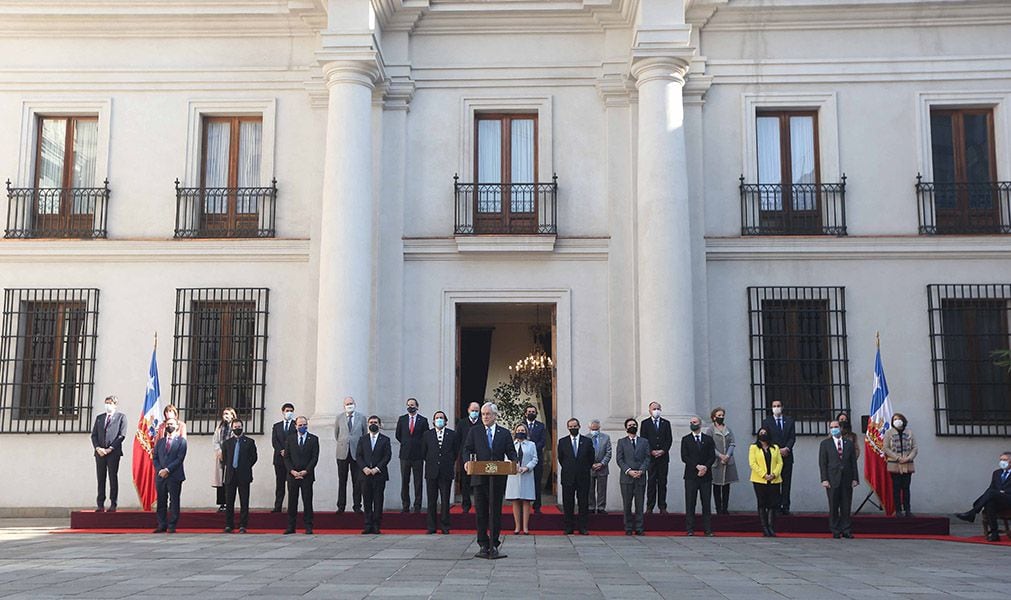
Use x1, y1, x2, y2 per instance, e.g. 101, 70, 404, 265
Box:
152, 418, 187, 533
523, 404, 548, 513
395, 397, 429, 513
222, 418, 257, 533
557, 418, 594, 535
640, 401, 673, 513
271, 403, 297, 512
616, 418, 651, 535
955, 451, 1011, 542
818, 420, 859, 539
284, 416, 319, 535
463, 402, 518, 559
455, 401, 482, 513
90, 395, 127, 512
421, 410, 459, 534
761, 399, 796, 514
681, 415, 717, 536
357, 415, 393, 534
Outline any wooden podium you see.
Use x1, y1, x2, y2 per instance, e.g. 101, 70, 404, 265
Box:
464, 460, 517, 476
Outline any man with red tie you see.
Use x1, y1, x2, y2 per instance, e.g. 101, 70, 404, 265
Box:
90, 395, 127, 513
396, 397, 429, 513
818, 420, 859, 539
152, 417, 187, 533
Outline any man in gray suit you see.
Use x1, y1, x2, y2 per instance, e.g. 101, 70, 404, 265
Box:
91, 395, 127, 512
616, 417, 651, 535
818, 420, 860, 539
334, 396, 367, 514
587, 419, 612, 514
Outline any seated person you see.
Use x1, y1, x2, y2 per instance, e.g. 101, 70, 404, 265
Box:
955, 451, 1011, 542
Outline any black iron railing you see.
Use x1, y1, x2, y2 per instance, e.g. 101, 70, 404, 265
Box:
4, 180, 109, 239
740, 176, 847, 236
916, 176, 1011, 234
454, 175, 557, 235
174, 179, 277, 238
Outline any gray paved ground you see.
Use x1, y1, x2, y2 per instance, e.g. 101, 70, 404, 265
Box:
0, 519, 1006, 599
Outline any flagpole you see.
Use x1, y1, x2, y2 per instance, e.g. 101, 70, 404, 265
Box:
875, 331, 880, 349
153, 331, 158, 351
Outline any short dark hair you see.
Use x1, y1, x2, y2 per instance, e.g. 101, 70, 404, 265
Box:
368, 414, 381, 425
892, 412, 907, 425
281, 403, 295, 411
406, 397, 418, 406
231, 419, 244, 427
525, 404, 537, 412
433, 410, 447, 421
567, 418, 580, 428
624, 418, 637, 429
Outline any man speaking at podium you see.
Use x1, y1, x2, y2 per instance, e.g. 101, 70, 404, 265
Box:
463, 402, 518, 559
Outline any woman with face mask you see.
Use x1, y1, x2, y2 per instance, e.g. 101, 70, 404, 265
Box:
504, 423, 538, 535
704, 407, 738, 514
156, 404, 188, 441
881, 412, 917, 517
749, 427, 783, 537
212, 407, 237, 512
836, 411, 861, 461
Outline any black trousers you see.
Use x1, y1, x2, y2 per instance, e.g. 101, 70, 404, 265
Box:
273, 459, 287, 510
890, 472, 912, 513
712, 483, 731, 514
646, 455, 669, 511
532, 462, 544, 510
473, 477, 506, 550
684, 477, 712, 533
287, 477, 314, 529
972, 487, 1011, 531
426, 476, 453, 531
215, 486, 225, 506
361, 476, 387, 531
621, 478, 646, 533
400, 459, 424, 510
155, 477, 182, 529
753, 482, 781, 511
95, 453, 121, 507
780, 454, 794, 511
458, 463, 473, 511
562, 478, 590, 531
225, 480, 250, 529
826, 484, 853, 534
337, 455, 362, 511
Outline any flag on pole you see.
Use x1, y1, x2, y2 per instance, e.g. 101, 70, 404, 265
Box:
864, 337, 895, 516
132, 338, 162, 511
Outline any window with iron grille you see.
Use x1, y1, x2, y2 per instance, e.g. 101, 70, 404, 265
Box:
171, 288, 268, 435
0, 288, 100, 433
748, 287, 850, 436
928, 284, 1011, 436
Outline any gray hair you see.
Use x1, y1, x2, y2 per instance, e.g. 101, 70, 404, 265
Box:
481, 402, 498, 415
688, 415, 701, 423
589, 419, 601, 427
104, 395, 118, 404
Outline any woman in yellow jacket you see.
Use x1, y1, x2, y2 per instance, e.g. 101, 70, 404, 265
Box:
749, 427, 783, 537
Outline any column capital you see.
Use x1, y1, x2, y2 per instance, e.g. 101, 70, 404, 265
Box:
321, 58, 383, 90
630, 56, 692, 89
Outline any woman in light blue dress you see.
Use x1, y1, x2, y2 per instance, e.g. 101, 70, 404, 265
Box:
505, 422, 538, 535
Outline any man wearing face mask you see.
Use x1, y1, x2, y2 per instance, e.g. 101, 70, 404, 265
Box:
91, 395, 126, 513
152, 417, 187, 533
283, 416, 319, 535
456, 402, 482, 513
522, 404, 547, 513
421, 411, 459, 534
818, 420, 859, 539
587, 420, 612, 514
640, 402, 673, 514
955, 452, 1011, 542
357, 415, 392, 534
681, 416, 717, 536
557, 418, 594, 535
334, 396, 366, 514
761, 400, 796, 515
271, 403, 297, 512
616, 418, 651, 535
222, 419, 257, 533
396, 397, 429, 513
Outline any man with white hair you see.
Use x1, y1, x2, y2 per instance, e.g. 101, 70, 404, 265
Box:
587, 419, 612, 514
463, 402, 517, 559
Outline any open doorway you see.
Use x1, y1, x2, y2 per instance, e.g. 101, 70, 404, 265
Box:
455, 302, 557, 504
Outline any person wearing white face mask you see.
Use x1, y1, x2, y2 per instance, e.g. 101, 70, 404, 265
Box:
90, 395, 126, 512
587, 420, 612, 514
882, 412, 917, 517
334, 396, 366, 514
421, 411, 459, 534
640, 402, 673, 514
818, 420, 859, 539
955, 451, 1011, 542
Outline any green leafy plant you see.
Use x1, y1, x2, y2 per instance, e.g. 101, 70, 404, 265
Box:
490, 381, 528, 432
993, 349, 1011, 374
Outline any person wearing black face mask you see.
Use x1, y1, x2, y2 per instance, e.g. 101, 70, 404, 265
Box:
616, 418, 651, 535
222, 419, 257, 533
836, 411, 861, 461
522, 405, 547, 513
557, 418, 594, 534
505, 423, 538, 535
357, 416, 392, 534
749, 428, 783, 537
283, 417, 319, 534
705, 407, 738, 515
681, 416, 717, 536
152, 418, 187, 534
395, 397, 428, 513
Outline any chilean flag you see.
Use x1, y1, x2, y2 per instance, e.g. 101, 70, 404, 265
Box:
864, 345, 896, 516
132, 344, 162, 511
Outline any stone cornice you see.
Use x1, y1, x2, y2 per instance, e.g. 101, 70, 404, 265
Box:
0, 239, 311, 263
371, 0, 639, 34
705, 235, 1011, 261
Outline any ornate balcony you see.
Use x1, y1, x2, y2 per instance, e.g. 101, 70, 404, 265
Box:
916, 176, 1011, 234
4, 180, 109, 239
739, 176, 847, 236
454, 175, 557, 235
174, 179, 277, 239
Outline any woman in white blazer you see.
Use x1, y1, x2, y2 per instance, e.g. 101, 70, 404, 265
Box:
505, 422, 538, 535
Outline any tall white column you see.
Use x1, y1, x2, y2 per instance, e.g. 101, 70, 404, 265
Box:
632, 57, 696, 421
314, 61, 379, 421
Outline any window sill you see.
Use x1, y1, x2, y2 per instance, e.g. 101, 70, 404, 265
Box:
454, 234, 556, 253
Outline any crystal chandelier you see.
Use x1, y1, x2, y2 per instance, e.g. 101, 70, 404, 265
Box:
508, 311, 554, 396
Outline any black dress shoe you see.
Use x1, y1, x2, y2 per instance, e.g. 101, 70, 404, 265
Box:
489, 548, 503, 559
374, 529, 382, 535
462, 506, 471, 514
533, 508, 542, 514
955, 511, 975, 523
426, 529, 437, 535
832, 532, 841, 539
271, 507, 282, 513
239, 527, 246, 533
842, 532, 853, 539
223, 527, 232, 533
353, 508, 363, 514
361, 528, 371, 535
780, 509, 791, 516
167, 528, 176, 534
686, 531, 695, 536
107, 506, 117, 513
413, 507, 422, 514
705, 531, 714, 537
563, 529, 573, 535
635, 530, 644, 536
659, 509, 669, 515
401, 508, 410, 513
441, 529, 450, 535
94, 507, 104, 513
625, 530, 633, 536
336, 508, 345, 514
305, 528, 313, 535
579, 529, 589, 535
283, 528, 295, 534
152, 528, 166, 533
986, 533, 1000, 542
475, 547, 490, 559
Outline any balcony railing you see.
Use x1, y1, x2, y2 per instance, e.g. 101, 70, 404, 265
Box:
739, 176, 847, 236
915, 176, 1011, 234
4, 180, 109, 239
454, 175, 557, 235
174, 179, 277, 239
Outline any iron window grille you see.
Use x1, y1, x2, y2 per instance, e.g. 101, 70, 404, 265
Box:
5, 179, 110, 239
739, 176, 847, 236
171, 288, 268, 435
927, 284, 1011, 437
748, 287, 850, 436
454, 175, 558, 235
0, 288, 100, 433
174, 179, 277, 239
916, 176, 1011, 235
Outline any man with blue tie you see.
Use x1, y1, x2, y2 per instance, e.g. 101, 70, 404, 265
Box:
357, 415, 392, 534
152, 417, 187, 533
222, 418, 257, 533
284, 416, 319, 535
557, 418, 594, 534
955, 451, 1011, 542
616, 418, 651, 535
761, 400, 796, 514
463, 402, 518, 559
91, 395, 127, 513
523, 404, 547, 513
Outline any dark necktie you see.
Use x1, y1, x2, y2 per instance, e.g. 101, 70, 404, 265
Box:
593, 436, 598, 452
299, 435, 305, 448
517, 442, 524, 464
487, 427, 493, 449
696, 435, 701, 447
572, 437, 578, 456
284, 421, 289, 433
167, 437, 172, 451
1002, 471, 1008, 483
836, 440, 843, 459
347, 415, 353, 432
777, 418, 783, 432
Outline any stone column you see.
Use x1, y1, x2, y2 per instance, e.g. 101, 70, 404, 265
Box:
632, 57, 697, 423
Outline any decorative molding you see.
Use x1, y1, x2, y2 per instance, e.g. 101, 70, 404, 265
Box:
741, 91, 841, 183
706, 56, 1011, 84
404, 236, 609, 261
15, 97, 112, 188
0, 239, 311, 264
458, 94, 553, 183
182, 98, 277, 187
705, 235, 1011, 261
455, 234, 556, 253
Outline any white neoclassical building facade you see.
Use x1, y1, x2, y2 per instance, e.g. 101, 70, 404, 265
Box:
1, 0, 1010, 514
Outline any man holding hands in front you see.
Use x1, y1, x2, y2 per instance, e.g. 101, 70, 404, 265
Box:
819, 420, 859, 539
